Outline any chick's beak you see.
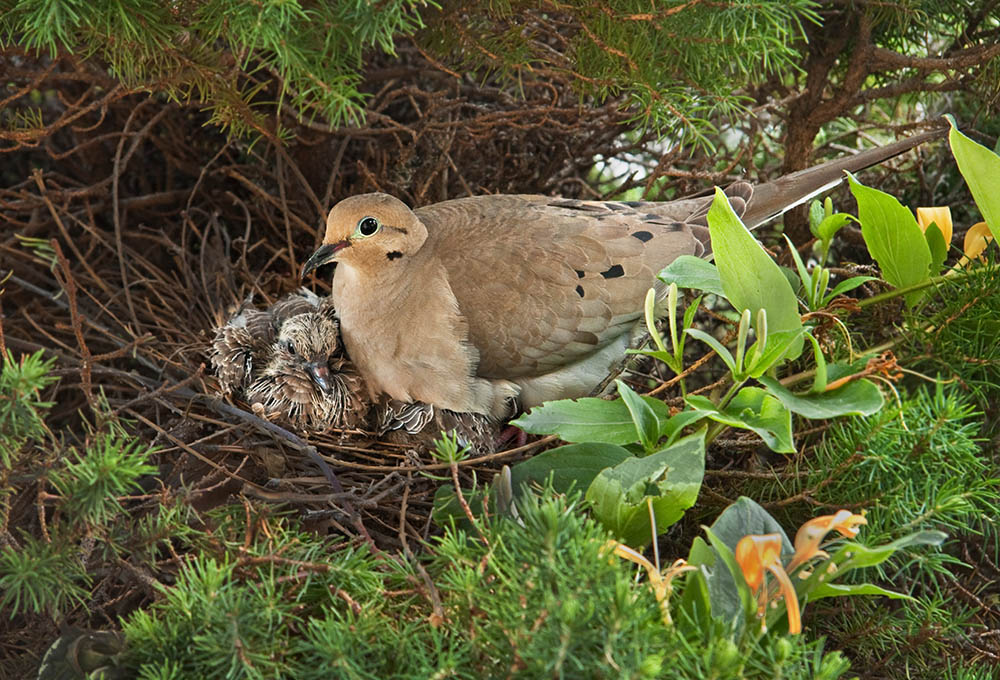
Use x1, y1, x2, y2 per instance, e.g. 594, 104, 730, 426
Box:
301, 240, 350, 280
307, 362, 332, 393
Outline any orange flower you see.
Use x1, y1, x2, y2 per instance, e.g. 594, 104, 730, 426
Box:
916, 207, 953, 244
734, 533, 801, 634
787, 510, 867, 572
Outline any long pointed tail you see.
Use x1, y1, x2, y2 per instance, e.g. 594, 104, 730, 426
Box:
743, 126, 947, 227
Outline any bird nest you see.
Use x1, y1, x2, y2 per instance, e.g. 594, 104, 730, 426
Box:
0, 56, 690, 548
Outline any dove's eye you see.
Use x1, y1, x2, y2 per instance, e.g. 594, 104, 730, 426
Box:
284, 340, 296, 356
357, 216, 381, 237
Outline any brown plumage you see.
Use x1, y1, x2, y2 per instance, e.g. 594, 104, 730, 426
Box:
211, 290, 368, 431
210, 290, 324, 394
300, 131, 943, 418
246, 311, 368, 431
377, 399, 498, 456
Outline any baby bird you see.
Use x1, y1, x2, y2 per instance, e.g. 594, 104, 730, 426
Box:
377, 399, 498, 456
246, 309, 368, 431
210, 290, 367, 431
210, 290, 320, 394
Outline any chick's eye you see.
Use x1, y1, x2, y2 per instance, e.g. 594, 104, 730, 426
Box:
357, 216, 380, 237
284, 340, 296, 356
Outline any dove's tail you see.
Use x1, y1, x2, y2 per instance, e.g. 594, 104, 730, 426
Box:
741, 126, 947, 228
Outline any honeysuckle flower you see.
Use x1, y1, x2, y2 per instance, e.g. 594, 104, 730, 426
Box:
916, 207, 953, 244
606, 540, 695, 625
734, 533, 801, 634
787, 510, 867, 572
963, 221, 994, 261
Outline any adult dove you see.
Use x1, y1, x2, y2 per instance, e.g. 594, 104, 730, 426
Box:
301, 131, 942, 418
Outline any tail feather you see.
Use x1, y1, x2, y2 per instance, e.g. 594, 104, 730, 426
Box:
742, 127, 946, 227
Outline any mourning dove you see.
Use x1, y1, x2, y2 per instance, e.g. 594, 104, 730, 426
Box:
377, 399, 498, 456
211, 289, 368, 430
301, 131, 943, 418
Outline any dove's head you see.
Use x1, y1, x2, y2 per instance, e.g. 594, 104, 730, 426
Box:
272, 311, 340, 393
301, 193, 427, 279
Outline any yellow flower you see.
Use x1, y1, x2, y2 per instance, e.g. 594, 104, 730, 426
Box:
734, 533, 801, 634
606, 540, 694, 626
916, 207, 953, 244
787, 510, 867, 572
963, 222, 994, 261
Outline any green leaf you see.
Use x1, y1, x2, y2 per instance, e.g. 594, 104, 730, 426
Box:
657, 256, 726, 298
924, 221, 947, 277
745, 327, 808, 379
684, 328, 737, 374
585, 430, 705, 547
616, 380, 661, 453
692, 497, 793, 627
512, 396, 668, 445
661, 409, 707, 445
947, 117, 1000, 242
834, 531, 947, 571
826, 275, 878, 300
708, 496, 794, 556
707, 187, 803, 359
507, 443, 633, 496
805, 582, 913, 604
758, 375, 884, 419
813, 213, 852, 242
702, 527, 756, 626
847, 172, 932, 307
685, 387, 795, 453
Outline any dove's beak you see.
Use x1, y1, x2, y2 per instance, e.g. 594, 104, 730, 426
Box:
306, 362, 332, 393
301, 240, 350, 279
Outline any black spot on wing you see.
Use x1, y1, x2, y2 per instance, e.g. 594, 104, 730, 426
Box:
576, 285, 585, 297
386, 251, 403, 260
601, 264, 625, 279
623, 201, 644, 207
631, 231, 653, 242
575, 270, 585, 278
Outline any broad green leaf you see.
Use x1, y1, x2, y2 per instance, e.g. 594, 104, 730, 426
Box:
703, 526, 756, 626
513, 396, 670, 445
586, 430, 705, 547
685, 387, 795, 453
758, 375, 884, 419
657, 256, 726, 298
948, 117, 1000, 242
507, 442, 633, 496
847, 172, 932, 307
692, 498, 792, 627
617, 380, 660, 453
707, 187, 804, 359
805, 582, 913, 604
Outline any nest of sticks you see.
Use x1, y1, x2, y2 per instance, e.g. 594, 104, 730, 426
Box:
3, 48, 757, 550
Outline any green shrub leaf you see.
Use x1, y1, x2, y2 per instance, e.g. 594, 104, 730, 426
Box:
847, 172, 932, 306
586, 429, 705, 547
707, 187, 804, 359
